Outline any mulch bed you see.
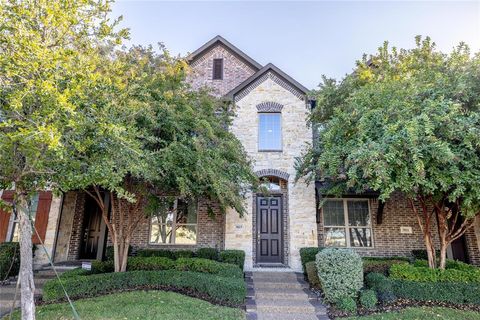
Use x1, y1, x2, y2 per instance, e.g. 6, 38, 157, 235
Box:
309, 286, 480, 319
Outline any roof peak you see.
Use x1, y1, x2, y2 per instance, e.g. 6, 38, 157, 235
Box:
187, 35, 262, 70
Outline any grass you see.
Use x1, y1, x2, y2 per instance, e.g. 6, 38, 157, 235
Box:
346, 307, 480, 320
12, 290, 245, 320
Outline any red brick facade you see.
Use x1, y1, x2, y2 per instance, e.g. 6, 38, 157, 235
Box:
317, 192, 480, 265
187, 44, 257, 97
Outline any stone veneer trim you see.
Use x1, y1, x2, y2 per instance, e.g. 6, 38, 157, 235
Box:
256, 102, 284, 113
255, 169, 290, 181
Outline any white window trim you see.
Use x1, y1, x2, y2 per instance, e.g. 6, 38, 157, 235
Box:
257, 112, 283, 152
322, 198, 374, 249
148, 199, 199, 246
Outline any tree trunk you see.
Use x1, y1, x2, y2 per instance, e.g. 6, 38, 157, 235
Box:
424, 231, 436, 269
17, 193, 36, 320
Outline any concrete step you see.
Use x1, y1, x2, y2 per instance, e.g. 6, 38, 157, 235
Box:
255, 312, 328, 320
251, 288, 315, 300
251, 277, 304, 284
251, 272, 302, 281
254, 299, 317, 313
253, 281, 308, 290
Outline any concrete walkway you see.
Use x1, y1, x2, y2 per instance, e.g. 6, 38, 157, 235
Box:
245, 271, 329, 320
0, 267, 69, 318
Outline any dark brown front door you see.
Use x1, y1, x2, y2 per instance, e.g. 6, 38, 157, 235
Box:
80, 195, 104, 259
256, 196, 283, 264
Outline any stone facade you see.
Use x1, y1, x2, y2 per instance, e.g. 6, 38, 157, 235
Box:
187, 44, 257, 97
224, 76, 317, 272
53, 192, 77, 262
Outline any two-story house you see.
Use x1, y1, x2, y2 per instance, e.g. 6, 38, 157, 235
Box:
1, 36, 479, 271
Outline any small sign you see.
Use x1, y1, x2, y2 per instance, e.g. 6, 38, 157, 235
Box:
235, 224, 243, 229
400, 226, 413, 234
82, 261, 92, 271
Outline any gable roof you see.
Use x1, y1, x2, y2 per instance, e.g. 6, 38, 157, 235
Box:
187, 35, 262, 70
226, 63, 309, 101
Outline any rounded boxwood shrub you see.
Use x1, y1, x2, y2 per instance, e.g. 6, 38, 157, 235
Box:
359, 289, 377, 309
305, 261, 321, 289
299, 247, 324, 273
365, 272, 396, 303
336, 296, 357, 314
196, 248, 219, 261
316, 248, 363, 303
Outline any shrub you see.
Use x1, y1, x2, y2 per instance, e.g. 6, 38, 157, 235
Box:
411, 249, 440, 260
316, 248, 363, 303
305, 261, 321, 288
136, 249, 175, 259
359, 289, 378, 309
91, 260, 114, 274
0, 242, 20, 280
196, 248, 219, 261
173, 250, 194, 259
175, 258, 243, 279
60, 268, 91, 278
42, 270, 246, 306
362, 257, 410, 275
127, 257, 175, 271
392, 279, 480, 304
390, 263, 480, 283
104, 245, 132, 261
299, 247, 323, 273
336, 296, 357, 314
219, 250, 245, 270
365, 272, 396, 303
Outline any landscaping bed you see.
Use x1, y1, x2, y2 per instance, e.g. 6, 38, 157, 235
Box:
12, 290, 245, 320
300, 247, 480, 319
344, 306, 480, 320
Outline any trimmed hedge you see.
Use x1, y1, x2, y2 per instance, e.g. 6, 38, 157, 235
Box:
128, 257, 175, 271
411, 249, 440, 260
104, 245, 132, 261
336, 296, 357, 313
42, 270, 246, 306
316, 248, 363, 303
359, 289, 378, 309
391, 279, 480, 304
305, 261, 321, 289
362, 257, 410, 275
365, 272, 396, 303
219, 250, 245, 270
390, 263, 480, 283
92, 260, 114, 274
136, 249, 194, 260
196, 248, 218, 261
175, 258, 243, 279
300, 247, 323, 273
0, 242, 20, 280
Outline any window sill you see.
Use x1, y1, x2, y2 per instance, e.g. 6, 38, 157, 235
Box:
147, 243, 197, 247
258, 149, 283, 153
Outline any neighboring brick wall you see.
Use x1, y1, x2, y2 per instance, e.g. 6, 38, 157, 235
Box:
187, 44, 257, 97
67, 192, 86, 260
317, 192, 441, 258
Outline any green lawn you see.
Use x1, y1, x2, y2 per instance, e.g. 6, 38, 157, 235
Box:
13, 291, 245, 320
346, 307, 480, 320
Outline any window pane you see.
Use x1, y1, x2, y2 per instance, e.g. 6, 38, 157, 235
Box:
323, 200, 345, 226
259, 113, 281, 150
349, 227, 373, 247
347, 201, 370, 226
149, 223, 173, 244
176, 200, 197, 224
175, 225, 197, 244
325, 227, 346, 247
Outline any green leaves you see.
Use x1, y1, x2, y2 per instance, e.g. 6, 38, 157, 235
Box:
297, 37, 480, 215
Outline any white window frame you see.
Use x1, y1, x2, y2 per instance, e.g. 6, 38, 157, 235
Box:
258, 112, 283, 152
322, 198, 374, 248
148, 199, 198, 246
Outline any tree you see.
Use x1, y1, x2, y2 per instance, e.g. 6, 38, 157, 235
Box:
0, 0, 127, 318
61, 45, 259, 272
296, 37, 480, 269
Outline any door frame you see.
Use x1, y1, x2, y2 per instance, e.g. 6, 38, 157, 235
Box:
79, 192, 109, 260
254, 194, 286, 266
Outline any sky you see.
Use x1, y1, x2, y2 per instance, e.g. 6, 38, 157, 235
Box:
112, 1, 480, 89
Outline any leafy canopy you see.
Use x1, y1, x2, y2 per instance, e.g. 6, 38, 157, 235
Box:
296, 37, 480, 217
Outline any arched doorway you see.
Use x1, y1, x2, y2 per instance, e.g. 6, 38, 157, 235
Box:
253, 170, 289, 266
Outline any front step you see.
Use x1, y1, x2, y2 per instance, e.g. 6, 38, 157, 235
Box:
254, 299, 317, 313
255, 312, 327, 320
252, 281, 308, 290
